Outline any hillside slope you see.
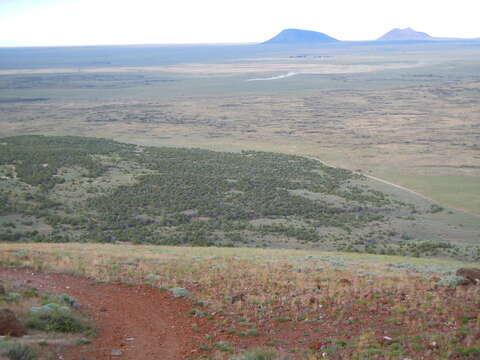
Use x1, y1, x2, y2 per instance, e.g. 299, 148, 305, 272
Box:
0, 135, 478, 260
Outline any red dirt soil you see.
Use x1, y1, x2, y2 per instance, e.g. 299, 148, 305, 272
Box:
0, 267, 218, 360
2, 267, 478, 360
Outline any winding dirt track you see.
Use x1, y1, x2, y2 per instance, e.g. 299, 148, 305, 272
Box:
306, 156, 480, 218
0, 268, 212, 360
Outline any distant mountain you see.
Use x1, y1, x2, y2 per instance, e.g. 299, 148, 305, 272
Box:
377, 28, 434, 41
263, 29, 338, 44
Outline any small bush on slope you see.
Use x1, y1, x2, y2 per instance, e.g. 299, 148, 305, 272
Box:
26, 307, 85, 333
230, 347, 277, 360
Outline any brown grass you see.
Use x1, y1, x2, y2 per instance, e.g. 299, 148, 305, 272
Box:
1, 243, 479, 359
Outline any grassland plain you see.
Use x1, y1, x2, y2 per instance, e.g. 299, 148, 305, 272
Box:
0, 42, 479, 215
1, 135, 479, 260
1, 243, 480, 359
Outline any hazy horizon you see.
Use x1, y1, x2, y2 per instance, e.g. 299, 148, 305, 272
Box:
1, 0, 479, 47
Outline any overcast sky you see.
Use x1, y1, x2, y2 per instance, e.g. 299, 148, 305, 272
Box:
1, 0, 479, 46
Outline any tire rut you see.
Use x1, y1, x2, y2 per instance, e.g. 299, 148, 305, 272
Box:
0, 268, 210, 360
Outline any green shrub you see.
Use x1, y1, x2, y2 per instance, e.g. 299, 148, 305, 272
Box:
455, 346, 480, 359
169, 287, 189, 298
230, 347, 277, 360
0, 293, 22, 304
3, 343, 36, 360
22, 287, 38, 298
438, 275, 464, 287
41, 292, 78, 307
26, 307, 85, 333
76, 338, 92, 345
214, 341, 233, 352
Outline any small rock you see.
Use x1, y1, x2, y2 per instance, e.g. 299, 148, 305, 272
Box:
231, 293, 245, 304
310, 340, 331, 351
0, 308, 27, 337
111, 349, 123, 356
100, 307, 108, 312
379, 336, 393, 345
458, 278, 473, 286
456, 268, 480, 285
339, 278, 352, 285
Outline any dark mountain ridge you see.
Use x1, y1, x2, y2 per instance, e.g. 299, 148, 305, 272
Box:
263, 29, 338, 44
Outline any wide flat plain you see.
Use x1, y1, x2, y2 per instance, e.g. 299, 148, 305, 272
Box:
0, 42, 479, 214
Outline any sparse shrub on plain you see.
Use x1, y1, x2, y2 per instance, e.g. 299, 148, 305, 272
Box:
438, 275, 465, 287
230, 347, 277, 360
41, 292, 78, 308
21, 287, 38, 298
1, 342, 36, 360
1, 292, 22, 304
214, 341, 233, 352
169, 287, 189, 298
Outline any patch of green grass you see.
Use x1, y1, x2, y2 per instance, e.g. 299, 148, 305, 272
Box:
246, 329, 259, 337
41, 292, 77, 307
230, 347, 277, 360
214, 341, 233, 352
382, 173, 480, 215
1, 343, 36, 360
21, 287, 39, 298
76, 338, 92, 345
0, 292, 22, 304
455, 346, 480, 358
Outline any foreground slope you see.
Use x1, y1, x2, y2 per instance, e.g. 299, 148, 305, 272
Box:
1, 243, 480, 359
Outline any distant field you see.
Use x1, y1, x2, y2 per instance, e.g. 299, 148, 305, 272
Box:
0, 41, 479, 217
377, 173, 480, 215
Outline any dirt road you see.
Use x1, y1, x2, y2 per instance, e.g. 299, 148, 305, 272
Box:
0, 268, 213, 360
